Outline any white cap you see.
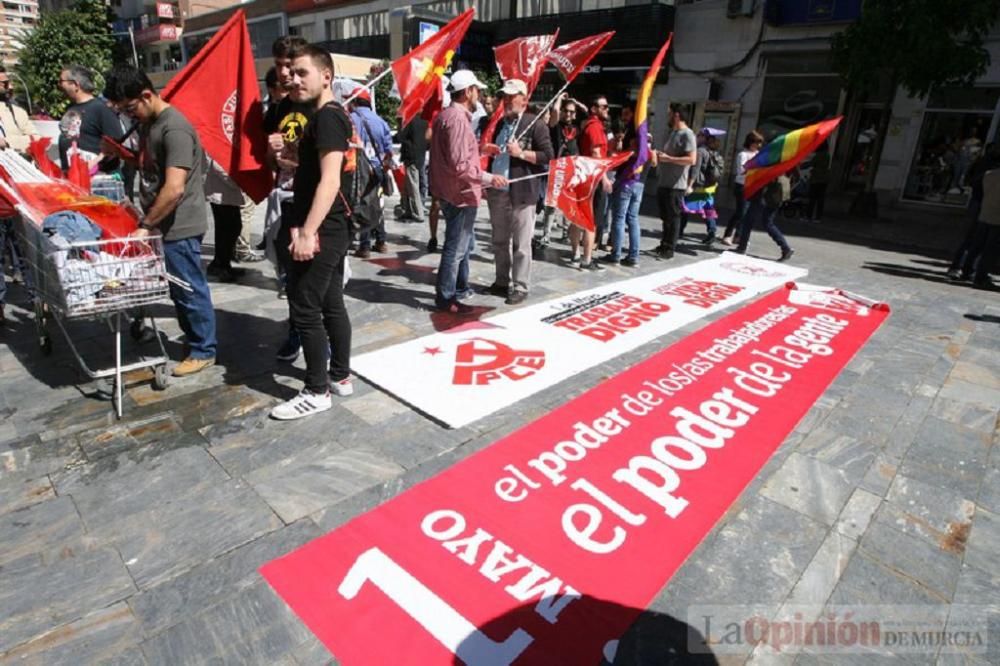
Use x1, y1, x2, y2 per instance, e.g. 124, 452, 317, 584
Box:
500, 79, 528, 96
449, 69, 486, 93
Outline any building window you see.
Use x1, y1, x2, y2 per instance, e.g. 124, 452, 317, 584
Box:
290, 23, 314, 42
902, 86, 1000, 206
247, 17, 282, 59
758, 52, 841, 140
326, 11, 389, 41
150, 50, 161, 69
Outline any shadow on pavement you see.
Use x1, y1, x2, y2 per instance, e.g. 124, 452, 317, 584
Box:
452, 597, 719, 666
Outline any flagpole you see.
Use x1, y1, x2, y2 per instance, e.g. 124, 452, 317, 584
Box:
514, 79, 571, 144
459, 170, 548, 195
344, 67, 393, 104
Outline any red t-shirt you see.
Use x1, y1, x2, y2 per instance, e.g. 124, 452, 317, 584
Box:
579, 116, 608, 159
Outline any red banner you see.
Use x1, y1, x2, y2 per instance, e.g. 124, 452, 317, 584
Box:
548, 31, 614, 83
392, 9, 474, 127
160, 10, 271, 202
545, 152, 633, 232
262, 284, 889, 665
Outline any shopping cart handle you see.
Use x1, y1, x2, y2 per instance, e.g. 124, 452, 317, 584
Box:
166, 273, 193, 292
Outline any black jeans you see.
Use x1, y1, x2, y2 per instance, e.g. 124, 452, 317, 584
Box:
806, 182, 827, 220
725, 183, 749, 238
288, 221, 352, 393
210, 203, 242, 270
656, 187, 685, 252
593, 186, 610, 245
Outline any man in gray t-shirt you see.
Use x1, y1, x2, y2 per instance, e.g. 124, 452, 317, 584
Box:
138, 106, 208, 241
103, 66, 217, 377
654, 106, 697, 258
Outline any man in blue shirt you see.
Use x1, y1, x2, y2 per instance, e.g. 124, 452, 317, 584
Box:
349, 88, 393, 258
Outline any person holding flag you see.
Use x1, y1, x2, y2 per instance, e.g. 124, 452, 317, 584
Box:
570, 94, 612, 271
482, 78, 554, 305
430, 70, 507, 314
604, 107, 656, 267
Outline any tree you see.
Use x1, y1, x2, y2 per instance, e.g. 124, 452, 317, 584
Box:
370, 60, 400, 132
16, 0, 115, 118
831, 0, 999, 216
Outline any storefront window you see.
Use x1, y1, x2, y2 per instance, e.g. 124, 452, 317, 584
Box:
758, 52, 841, 140
902, 86, 1000, 206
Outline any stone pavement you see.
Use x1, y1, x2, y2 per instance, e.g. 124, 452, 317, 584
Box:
0, 197, 998, 665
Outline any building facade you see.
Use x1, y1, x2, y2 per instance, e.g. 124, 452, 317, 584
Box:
0, 0, 38, 66
670, 0, 1000, 212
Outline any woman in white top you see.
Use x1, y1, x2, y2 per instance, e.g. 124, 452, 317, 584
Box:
721, 130, 764, 245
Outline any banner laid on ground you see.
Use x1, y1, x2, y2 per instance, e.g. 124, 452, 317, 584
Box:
352, 252, 808, 428
262, 284, 890, 666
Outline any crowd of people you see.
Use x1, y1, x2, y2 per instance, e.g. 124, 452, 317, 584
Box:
0, 34, 997, 421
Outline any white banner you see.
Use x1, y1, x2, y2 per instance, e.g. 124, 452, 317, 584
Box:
352, 253, 808, 428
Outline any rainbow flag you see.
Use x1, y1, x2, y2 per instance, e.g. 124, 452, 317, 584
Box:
744, 117, 843, 199
617, 33, 672, 186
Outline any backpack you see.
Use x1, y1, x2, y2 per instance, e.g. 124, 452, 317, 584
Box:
328, 102, 381, 233
763, 174, 792, 208
699, 148, 725, 187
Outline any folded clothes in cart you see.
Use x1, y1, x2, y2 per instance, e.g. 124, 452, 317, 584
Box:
42, 210, 103, 244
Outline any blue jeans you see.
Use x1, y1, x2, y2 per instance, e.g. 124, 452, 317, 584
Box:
436, 203, 477, 307
610, 181, 645, 261
163, 236, 217, 359
737, 198, 790, 255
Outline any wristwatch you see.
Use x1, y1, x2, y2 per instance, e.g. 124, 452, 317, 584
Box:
139, 221, 157, 231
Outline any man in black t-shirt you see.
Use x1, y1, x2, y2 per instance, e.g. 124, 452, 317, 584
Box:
270, 45, 355, 421
57, 64, 123, 172
264, 36, 311, 363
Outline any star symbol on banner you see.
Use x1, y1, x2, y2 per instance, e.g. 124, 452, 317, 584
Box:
423, 346, 443, 356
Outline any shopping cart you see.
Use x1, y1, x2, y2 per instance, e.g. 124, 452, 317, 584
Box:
0, 152, 173, 417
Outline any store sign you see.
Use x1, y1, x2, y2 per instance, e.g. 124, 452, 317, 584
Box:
418, 21, 439, 45
156, 2, 174, 19
134, 24, 180, 46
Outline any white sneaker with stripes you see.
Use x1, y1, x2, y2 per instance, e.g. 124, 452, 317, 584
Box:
270, 389, 333, 420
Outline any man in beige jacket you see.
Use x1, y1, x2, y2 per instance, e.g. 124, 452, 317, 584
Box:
0, 65, 37, 324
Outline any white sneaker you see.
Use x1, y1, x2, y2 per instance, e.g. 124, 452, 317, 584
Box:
270, 389, 333, 420
331, 377, 354, 396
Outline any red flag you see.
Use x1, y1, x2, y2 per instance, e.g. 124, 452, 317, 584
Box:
392, 9, 474, 127
493, 32, 558, 94
548, 31, 615, 83
480, 32, 558, 153
27, 137, 62, 179
160, 10, 271, 203
67, 151, 91, 191
546, 153, 632, 232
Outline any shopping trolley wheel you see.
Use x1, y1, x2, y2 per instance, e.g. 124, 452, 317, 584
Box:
153, 364, 169, 391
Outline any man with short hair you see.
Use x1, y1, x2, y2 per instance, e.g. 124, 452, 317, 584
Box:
654, 104, 697, 259
483, 78, 553, 305
270, 45, 356, 419
264, 35, 310, 363
0, 65, 36, 324
536, 94, 581, 249
264, 66, 283, 112
571, 94, 611, 271
103, 66, 217, 377
430, 70, 507, 313
57, 64, 122, 172
349, 87, 393, 258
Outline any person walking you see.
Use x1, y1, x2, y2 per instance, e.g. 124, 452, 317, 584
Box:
736, 175, 795, 262
654, 104, 697, 259
270, 45, 356, 419
721, 131, 763, 246
430, 70, 506, 314
683, 129, 725, 245
805, 141, 830, 222
103, 66, 217, 377
947, 144, 1000, 283
482, 79, 554, 305
969, 167, 1000, 290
